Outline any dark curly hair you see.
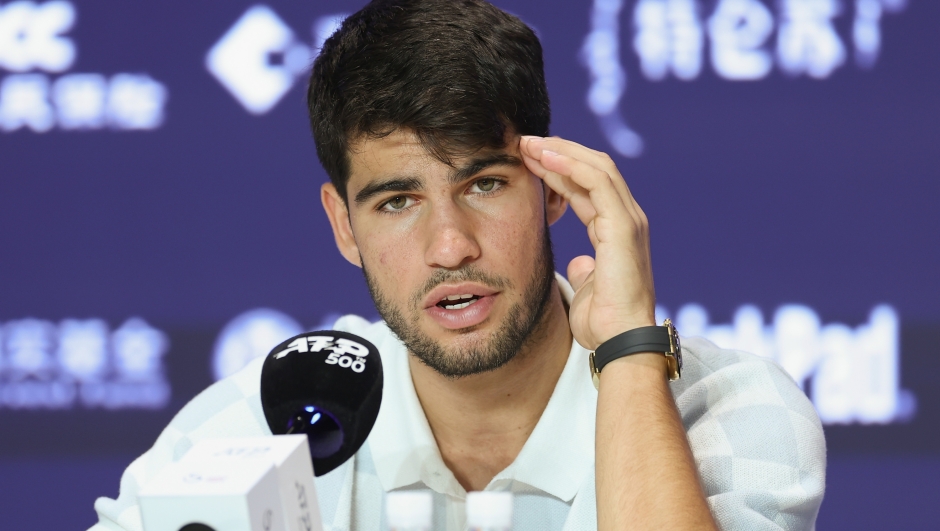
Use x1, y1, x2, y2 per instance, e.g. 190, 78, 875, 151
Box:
307, 0, 551, 203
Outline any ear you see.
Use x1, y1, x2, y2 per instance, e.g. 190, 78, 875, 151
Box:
321, 182, 362, 267
544, 181, 568, 226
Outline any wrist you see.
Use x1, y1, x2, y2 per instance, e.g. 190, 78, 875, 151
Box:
599, 318, 657, 346
603, 350, 666, 372
589, 319, 683, 388
597, 352, 667, 385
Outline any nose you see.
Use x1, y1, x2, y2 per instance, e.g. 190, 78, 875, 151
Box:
423, 200, 481, 269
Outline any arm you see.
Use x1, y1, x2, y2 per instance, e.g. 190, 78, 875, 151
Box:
520, 136, 718, 530
596, 356, 717, 530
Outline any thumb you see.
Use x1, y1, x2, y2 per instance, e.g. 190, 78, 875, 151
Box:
567, 255, 595, 292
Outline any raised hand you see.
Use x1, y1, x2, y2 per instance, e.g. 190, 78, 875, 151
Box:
519, 136, 656, 351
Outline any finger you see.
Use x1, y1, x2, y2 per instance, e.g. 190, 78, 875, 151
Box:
532, 151, 648, 261
522, 136, 637, 215
522, 137, 642, 232
538, 150, 633, 232
542, 138, 641, 227
522, 136, 611, 175
567, 255, 595, 293
522, 152, 598, 226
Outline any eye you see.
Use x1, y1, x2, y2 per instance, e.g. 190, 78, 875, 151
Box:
469, 178, 503, 194
379, 195, 414, 213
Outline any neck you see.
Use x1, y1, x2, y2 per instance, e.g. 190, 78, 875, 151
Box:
408, 282, 572, 492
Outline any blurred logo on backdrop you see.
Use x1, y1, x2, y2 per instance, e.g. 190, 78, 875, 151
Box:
211, 309, 341, 381
213, 303, 914, 425
656, 302, 915, 425
0, 0, 168, 133
206, 5, 347, 114
582, 0, 908, 156
0, 317, 170, 409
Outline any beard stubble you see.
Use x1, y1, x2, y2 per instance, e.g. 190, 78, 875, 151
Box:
362, 226, 557, 378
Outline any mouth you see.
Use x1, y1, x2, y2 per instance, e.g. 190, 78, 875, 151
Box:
422, 283, 500, 310
435, 293, 483, 310
422, 283, 501, 330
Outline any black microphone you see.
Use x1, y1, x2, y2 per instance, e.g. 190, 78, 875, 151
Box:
260, 330, 383, 476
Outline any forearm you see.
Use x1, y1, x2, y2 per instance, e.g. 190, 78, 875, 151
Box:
595, 353, 718, 531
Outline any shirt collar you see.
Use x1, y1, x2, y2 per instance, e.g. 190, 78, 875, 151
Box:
368, 325, 465, 496
367, 273, 597, 502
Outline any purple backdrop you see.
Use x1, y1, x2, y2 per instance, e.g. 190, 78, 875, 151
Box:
0, 0, 937, 526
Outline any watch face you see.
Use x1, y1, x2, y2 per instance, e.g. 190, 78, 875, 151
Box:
665, 319, 682, 380
589, 351, 600, 390
674, 331, 683, 373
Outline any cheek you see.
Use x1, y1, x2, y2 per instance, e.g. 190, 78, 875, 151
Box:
490, 217, 525, 255
483, 196, 545, 265
373, 244, 404, 275
367, 235, 422, 295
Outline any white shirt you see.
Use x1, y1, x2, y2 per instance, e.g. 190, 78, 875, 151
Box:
89, 275, 826, 531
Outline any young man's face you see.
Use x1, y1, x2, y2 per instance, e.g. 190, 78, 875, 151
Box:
322, 129, 566, 377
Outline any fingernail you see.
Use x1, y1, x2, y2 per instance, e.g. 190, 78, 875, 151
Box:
543, 149, 558, 156
522, 135, 545, 143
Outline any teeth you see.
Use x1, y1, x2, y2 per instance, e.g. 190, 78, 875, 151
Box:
445, 294, 474, 301
443, 299, 477, 310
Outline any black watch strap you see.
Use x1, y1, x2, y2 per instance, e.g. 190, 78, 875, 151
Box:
589, 319, 682, 388
593, 325, 671, 373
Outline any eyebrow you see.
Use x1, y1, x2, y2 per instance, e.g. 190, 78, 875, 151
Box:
450, 153, 523, 183
354, 177, 423, 205
353, 153, 523, 206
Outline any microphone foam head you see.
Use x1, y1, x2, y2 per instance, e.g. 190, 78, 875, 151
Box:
261, 330, 383, 476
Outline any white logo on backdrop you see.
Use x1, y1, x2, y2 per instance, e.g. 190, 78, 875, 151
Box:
655, 303, 915, 424
212, 308, 303, 380
0, 0, 74, 73
206, 5, 347, 115
582, 0, 908, 156
212, 309, 341, 380
0, 317, 170, 409
0, 1, 168, 133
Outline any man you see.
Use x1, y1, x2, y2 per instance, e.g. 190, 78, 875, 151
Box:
90, 0, 825, 529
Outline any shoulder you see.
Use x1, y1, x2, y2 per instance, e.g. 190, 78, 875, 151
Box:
673, 335, 821, 427
673, 336, 827, 528
88, 335, 272, 530
89, 313, 383, 530
136, 338, 273, 467
673, 336, 825, 448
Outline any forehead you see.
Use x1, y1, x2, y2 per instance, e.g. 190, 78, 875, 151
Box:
347, 130, 519, 182
348, 130, 437, 178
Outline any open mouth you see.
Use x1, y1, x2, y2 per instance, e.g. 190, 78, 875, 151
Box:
436, 294, 482, 310
424, 287, 497, 329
